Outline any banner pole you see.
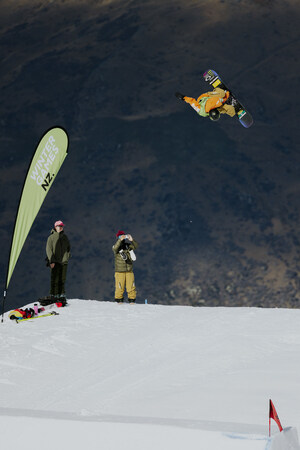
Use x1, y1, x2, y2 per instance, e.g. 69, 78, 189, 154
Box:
1, 289, 7, 323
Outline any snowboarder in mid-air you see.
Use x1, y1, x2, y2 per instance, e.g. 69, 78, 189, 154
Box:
176, 69, 253, 128
175, 87, 237, 121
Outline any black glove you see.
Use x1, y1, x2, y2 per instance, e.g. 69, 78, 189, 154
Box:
175, 92, 185, 101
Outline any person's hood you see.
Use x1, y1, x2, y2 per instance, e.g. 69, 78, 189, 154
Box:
51, 228, 64, 235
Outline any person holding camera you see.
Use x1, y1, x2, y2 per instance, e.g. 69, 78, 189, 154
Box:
112, 230, 138, 303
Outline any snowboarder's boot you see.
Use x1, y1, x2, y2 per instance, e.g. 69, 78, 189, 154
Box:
58, 296, 67, 307
225, 94, 240, 113
115, 298, 124, 303
38, 295, 57, 306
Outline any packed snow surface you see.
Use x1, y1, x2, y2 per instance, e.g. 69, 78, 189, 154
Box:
1, 300, 299, 450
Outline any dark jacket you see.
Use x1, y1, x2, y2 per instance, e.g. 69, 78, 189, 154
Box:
46, 229, 71, 264
112, 238, 138, 272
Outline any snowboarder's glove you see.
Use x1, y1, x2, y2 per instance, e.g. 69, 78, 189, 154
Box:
175, 92, 185, 101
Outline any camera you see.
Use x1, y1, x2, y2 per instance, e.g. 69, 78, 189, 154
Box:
119, 249, 127, 261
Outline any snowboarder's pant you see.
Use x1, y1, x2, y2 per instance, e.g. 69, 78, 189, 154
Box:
218, 103, 236, 117
50, 263, 68, 296
115, 272, 136, 301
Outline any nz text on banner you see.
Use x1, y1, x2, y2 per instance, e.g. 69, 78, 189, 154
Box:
5, 127, 69, 290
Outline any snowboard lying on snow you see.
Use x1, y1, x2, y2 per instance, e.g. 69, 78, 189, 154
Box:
8, 297, 67, 322
14, 311, 59, 323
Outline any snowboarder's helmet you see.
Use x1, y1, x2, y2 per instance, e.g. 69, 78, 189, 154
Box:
209, 109, 220, 121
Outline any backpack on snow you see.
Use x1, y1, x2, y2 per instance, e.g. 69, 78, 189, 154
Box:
9, 308, 35, 320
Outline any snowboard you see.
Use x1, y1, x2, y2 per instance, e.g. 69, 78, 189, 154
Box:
38, 295, 67, 307
203, 69, 253, 128
15, 311, 59, 323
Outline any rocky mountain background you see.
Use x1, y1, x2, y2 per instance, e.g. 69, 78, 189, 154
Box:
0, 0, 300, 311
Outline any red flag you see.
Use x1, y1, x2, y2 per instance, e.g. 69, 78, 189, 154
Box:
269, 399, 283, 436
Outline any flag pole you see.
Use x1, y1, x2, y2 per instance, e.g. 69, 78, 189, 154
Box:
269, 399, 271, 437
1, 289, 6, 323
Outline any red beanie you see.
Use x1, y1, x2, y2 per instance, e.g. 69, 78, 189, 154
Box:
116, 230, 125, 238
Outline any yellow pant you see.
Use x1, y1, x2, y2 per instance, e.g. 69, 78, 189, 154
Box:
115, 272, 136, 300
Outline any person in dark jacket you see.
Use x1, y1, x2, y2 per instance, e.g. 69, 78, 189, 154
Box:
112, 230, 138, 303
46, 220, 71, 300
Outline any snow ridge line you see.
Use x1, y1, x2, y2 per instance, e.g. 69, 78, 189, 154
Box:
0, 406, 267, 435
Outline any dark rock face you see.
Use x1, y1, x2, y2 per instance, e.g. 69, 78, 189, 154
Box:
1, 0, 300, 310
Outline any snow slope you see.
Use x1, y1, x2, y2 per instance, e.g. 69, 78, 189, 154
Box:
0, 300, 299, 450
